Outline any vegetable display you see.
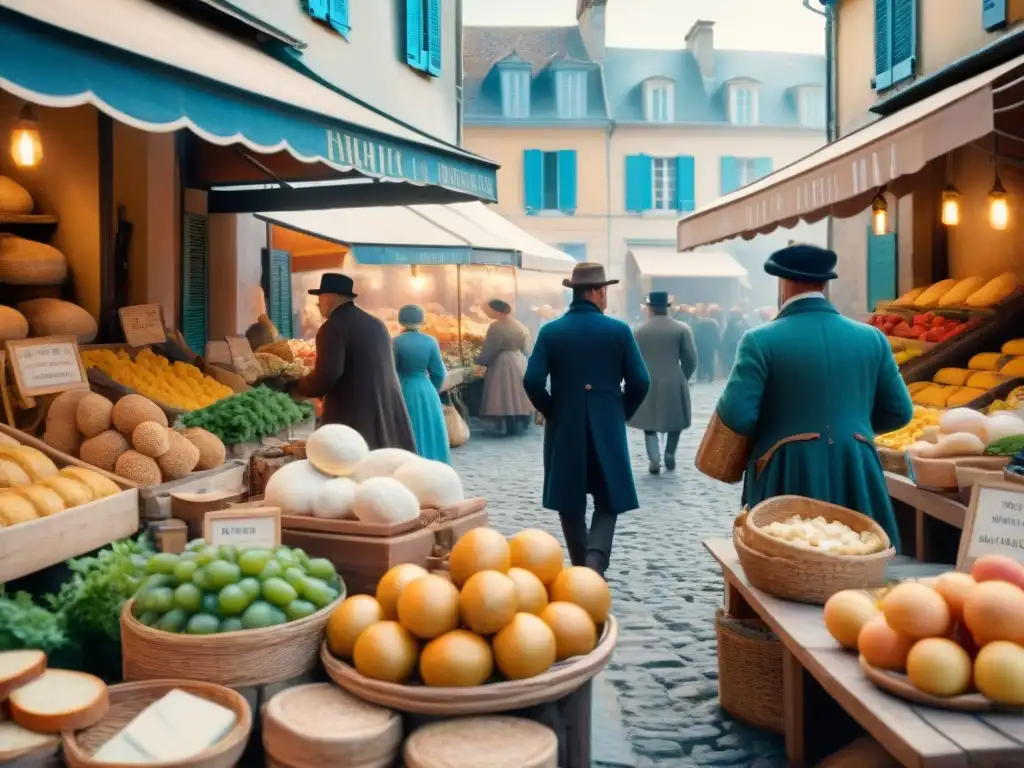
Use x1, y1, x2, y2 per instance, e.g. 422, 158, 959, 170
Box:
131, 541, 343, 634
82, 348, 233, 410
180, 387, 314, 446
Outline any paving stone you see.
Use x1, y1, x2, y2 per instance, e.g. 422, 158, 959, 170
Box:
452, 382, 785, 767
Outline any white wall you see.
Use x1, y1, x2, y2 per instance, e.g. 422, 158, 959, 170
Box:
230, 0, 459, 145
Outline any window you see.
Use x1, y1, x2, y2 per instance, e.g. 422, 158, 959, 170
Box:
405, 0, 441, 76
651, 158, 677, 211
524, 149, 578, 214
501, 69, 531, 118
304, 0, 349, 37
736, 158, 759, 186
799, 88, 825, 127
625, 155, 695, 213
874, 0, 917, 91
720, 156, 772, 194
555, 70, 588, 119
559, 243, 588, 262
729, 85, 759, 125
644, 81, 675, 123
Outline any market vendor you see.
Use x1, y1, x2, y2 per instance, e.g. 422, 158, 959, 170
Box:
476, 298, 534, 437
291, 273, 416, 451
710, 244, 913, 550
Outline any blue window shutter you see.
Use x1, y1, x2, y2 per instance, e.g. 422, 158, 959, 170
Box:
557, 150, 578, 214
305, 0, 328, 22
426, 0, 442, 76
866, 230, 898, 312
328, 0, 350, 37
406, 0, 425, 70
625, 154, 653, 212
984, 0, 1008, 31
559, 243, 588, 261
524, 149, 544, 214
720, 156, 739, 195
675, 155, 695, 212
181, 213, 208, 355
754, 157, 773, 180
890, 0, 917, 85
262, 249, 294, 339
873, 0, 892, 90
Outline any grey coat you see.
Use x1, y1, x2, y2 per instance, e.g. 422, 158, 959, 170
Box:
476, 317, 533, 417
628, 315, 697, 433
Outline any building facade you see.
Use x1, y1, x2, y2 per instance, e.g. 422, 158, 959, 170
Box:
463, 0, 828, 314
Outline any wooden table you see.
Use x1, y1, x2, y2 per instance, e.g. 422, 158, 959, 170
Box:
886, 472, 967, 563
705, 537, 1024, 767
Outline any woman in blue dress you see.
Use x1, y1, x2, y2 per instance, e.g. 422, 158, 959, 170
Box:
392, 305, 451, 463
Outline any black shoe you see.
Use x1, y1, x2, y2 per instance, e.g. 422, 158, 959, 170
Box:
665, 455, 676, 471
648, 463, 660, 475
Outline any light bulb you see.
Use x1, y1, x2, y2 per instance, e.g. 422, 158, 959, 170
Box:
990, 195, 1009, 230
871, 192, 888, 236
9, 107, 43, 169
941, 189, 960, 227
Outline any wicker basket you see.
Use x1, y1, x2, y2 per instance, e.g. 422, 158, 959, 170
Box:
715, 609, 783, 733
877, 447, 907, 475
120, 595, 343, 687
743, 496, 893, 562
403, 717, 558, 768
694, 411, 750, 484
320, 616, 618, 715
62, 679, 252, 768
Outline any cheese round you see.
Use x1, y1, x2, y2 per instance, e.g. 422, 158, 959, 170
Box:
18, 298, 96, 343
403, 717, 557, 768
8, 669, 109, 734
0, 237, 67, 286
0, 306, 28, 342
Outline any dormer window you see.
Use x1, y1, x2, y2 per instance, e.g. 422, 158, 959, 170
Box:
500, 67, 531, 118
798, 86, 825, 127
643, 79, 675, 123
727, 81, 760, 125
555, 69, 588, 119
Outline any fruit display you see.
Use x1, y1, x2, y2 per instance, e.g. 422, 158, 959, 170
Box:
180, 386, 314, 446
82, 348, 234, 411
760, 515, 886, 555
131, 540, 344, 634
868, 312, 974, 344
825, 555, 1024, 705
901, 407, 1024, 459
324, 526, 611, 687
262, 424, 465, 522
986, 385, 1024, 414
874, 406, 940, 450
910, 341, 1024, 409
891, 273, 1020, 310
40, 391, 226, 486
886, 338, 925, 367
288, 338, 317, 369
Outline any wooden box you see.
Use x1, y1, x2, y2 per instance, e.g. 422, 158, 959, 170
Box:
140, 461, 245, 523
0, 424, 139, 583
279, 497, 488, 596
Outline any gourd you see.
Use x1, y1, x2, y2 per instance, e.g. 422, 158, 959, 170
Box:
352, 477, 420, 525
0, 237, 67, 286
986, 413, 1024, 443
0, 177, 34, 215
939, 408, 990, 442
966, 272, 1019, 308
0, 306, 28, 342
306, 424, 369, 477
17, 298, 97, 343
938, 276, 986, 307
919, 432, 986, 458
312, 477, 358, 520
264, 459, 331, 516
351, 448, 418, 482
914, 279, 958, 309
393, 459, 465, 509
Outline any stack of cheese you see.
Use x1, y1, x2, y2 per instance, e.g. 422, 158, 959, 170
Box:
910, 338, 1024, 408
904, 407, 1024, 458
42, 390, 226, 487
0, 650, 107, 763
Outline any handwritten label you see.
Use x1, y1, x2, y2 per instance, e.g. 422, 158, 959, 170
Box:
204, 341, 231, 367
958, 481, 1024, 570
204, 507, 281, 549
118, 304, 167, 347
5, 337, 87, 397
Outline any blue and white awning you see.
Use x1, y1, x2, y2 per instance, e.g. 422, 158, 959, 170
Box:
0, 0, 498, 203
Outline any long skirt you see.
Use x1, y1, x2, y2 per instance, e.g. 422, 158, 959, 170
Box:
480, 351, 533, 417
399, 374, 451, 463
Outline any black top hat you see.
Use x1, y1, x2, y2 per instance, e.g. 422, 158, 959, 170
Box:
308, 272, 358, 297
764, 244, 838, 283
643, 291, 671, 308
562, 262, 619, 289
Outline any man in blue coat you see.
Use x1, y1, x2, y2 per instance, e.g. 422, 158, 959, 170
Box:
711, 245, 914, 550
524, 263, 651, 577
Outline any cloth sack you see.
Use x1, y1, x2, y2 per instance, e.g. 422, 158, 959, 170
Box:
444, 405, 470, 447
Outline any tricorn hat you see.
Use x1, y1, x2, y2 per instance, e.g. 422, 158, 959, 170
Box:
562, 262, 619, 289
308, 272, 358, 297
764, 244, 839, 283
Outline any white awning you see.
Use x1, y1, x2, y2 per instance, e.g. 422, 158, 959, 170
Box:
676, 53, 1024, 251
259, 208, 465, 249
447, 203, 578, 273
629, 249, 748, 279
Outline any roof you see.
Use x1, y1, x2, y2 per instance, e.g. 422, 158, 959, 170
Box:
604, 47, 826, 125
628, 249, 747, 279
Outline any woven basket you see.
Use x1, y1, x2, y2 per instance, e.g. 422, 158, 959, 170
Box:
403, 717, 557, 768
743, 496, 893, 562
877, 447, 907, 475
62, 679, 252, 768
694, 411, 750, 484
120, 595, 343, 687
321, 616, 618, 715
715, 609, 783, 733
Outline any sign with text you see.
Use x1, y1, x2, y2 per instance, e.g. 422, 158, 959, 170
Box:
958, 479, 1024, 570
204, 507, 281, 549
204, 341, 232, 367
118, 304, 167, 348
4, 336, 88, 397
226, 336, 255, 368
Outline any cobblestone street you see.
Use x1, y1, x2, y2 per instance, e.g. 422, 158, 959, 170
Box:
452, 382, 785, 767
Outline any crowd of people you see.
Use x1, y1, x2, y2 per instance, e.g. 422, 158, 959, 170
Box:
672, 303, 777, 383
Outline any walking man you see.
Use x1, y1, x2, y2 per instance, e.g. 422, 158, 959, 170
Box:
693, 308, 721, 383
629, 292, 697, 475
523, 263, 650, 577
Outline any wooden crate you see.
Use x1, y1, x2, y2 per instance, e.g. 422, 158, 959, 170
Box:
139, 461, 245, 523
0, 424, 139, 583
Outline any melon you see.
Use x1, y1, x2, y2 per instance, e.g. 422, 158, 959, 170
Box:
376, 563, 429, 620
448, 527, 510, 587
0, 177, 34, 214
156, 430, 199, 480
0, 306, 28, 342
397, 574, 460, 640
306, 424, 369, 477
492, 613, 557, 680
326, 595, 383, 659
59, 467, 121, 499
0, 446, 58, 482
181, 428, 225, 470
509, 529, 565, 586
351, 476, 419, 525
0, 458, 31, 488
76, 394, 114, 439
392, 459, 464, 509
112, 395, 167, 435
352, 621, 418, 684
18, 298, 96, 343
0, 237, 67, 286
550, 567, 612, 624
131, 422, 170, 459
459, 570, 518, 636
351, 448, 418, 482
79, 430, 130, 473
419, 630, 494, 687
38, 476, 93, 507
115, 451, 162, 486
263, 459, 331, 517
0, 492, 37, 525
312, 477, 357, 520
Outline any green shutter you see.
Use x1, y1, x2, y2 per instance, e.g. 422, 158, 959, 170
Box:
181, 213, 208, 355
426, 0, 442, 76
304, 0, 328, 21
874, 0, 916, 90
720, 156, 739, 195
405, 0, 425, 70
873, 0, 892, 90
675, 156, 695, 212
625, 154, 653, 212
867, 230, 898, 312
328, 0, 350, 37
262, 249, 294, 339
523, 149, 544, 214
754, 157, 773, 180
557, 149, 577, 214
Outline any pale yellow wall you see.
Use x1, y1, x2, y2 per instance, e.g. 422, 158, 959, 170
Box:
208, 214, 269, 340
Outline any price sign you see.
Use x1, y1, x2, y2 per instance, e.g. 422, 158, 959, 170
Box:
204, 507, 281, 549
118, 304, 167, 348
958, 478, 1024, 571
226, 335, 255, 369
204, 341, 231, 367
4, 336, 88, 397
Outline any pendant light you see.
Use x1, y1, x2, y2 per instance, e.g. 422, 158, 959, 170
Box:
941, 154, 960, 227
409, 264, 424, 292
871, 189, 888, 236
989, 138, 1009, 231
9, 105, 43, 168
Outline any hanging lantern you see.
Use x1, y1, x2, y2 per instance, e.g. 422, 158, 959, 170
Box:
941, 187, 961, 227
871, 191, 888, 236
9, 105, 43, 169
410, 264, 424, 292
989, 175, 1009, 231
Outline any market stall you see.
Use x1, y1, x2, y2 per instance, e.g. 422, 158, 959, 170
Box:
625, 248, 749, 321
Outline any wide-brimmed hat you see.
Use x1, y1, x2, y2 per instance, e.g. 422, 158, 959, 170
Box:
487, 298, 512, 315
398, 304, 425, 328
643, 291, 672, 308
563, 262, 619, 289
764, 244, 838, 282
308, 272, 358, 297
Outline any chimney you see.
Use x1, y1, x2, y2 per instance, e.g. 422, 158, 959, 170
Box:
685, 20, 715, 80
577, 0, 607, 62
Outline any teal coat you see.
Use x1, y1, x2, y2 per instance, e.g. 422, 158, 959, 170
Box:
715, 297, 913, 551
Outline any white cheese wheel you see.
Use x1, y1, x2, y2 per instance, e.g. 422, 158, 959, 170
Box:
306, 424, 369, 477
8, 669, 108, 733
351, 448, 419, 483
312, 477, 358, 520
0, 721, 60, 763
403, 717, 557, 768
0, 649, 45, 701
393, 459, 465, 509
264, 459, 331, 516
352, 477, 420, 525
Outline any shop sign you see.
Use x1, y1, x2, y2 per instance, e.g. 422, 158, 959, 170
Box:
4, 336, 88, 397
118, 304, 167, 348
204, 507, 281, 549
353, 246, 472, 266
958, 478, 1024, 570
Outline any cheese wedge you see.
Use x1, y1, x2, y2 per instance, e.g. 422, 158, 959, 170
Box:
0, 721, 60, 763
0, 650, 46, 701
8, 669, 109, 733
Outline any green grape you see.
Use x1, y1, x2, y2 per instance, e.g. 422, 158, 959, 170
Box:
218, 617, 244, 633
258, 559, 283, 581
300, 577, 338, 609
262, 578, 298, 607
173, 583, 203, 613
283, 600, 316, 622
144, 574, 175, 591
192, 568, 212, 592
141, 586, 175, 614
154, 609, 190, 633
292, 548, 310, 567
218, 584, 251, 616
282, 567, 307, 591
306, 558, 337, 582
206, 560, 241, 589
178, 550, 201, 563
196, 546, 220, 566
274, 548, 299, 568
186, 538, 207, 552
201, 593, 221, 616
219, 545, 238, 564
145, 552, 180, 575
186, 614, 220, 635
241, 601, 279, 629
130, 553, 150, 571
238, 549, 273, 577
238, 577, 261, 601
173, 560, 198, 584
137, 612, 160, 626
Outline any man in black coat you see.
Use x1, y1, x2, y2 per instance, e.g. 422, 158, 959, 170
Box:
293, 273, 416, 451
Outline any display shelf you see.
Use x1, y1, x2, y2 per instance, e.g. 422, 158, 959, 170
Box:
0, 212, 59, 242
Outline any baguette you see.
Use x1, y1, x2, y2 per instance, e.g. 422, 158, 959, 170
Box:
0, 650, 46, 701
8, 669, 109, 733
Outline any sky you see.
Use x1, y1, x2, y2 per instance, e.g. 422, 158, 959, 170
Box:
463, 0, 826, 54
